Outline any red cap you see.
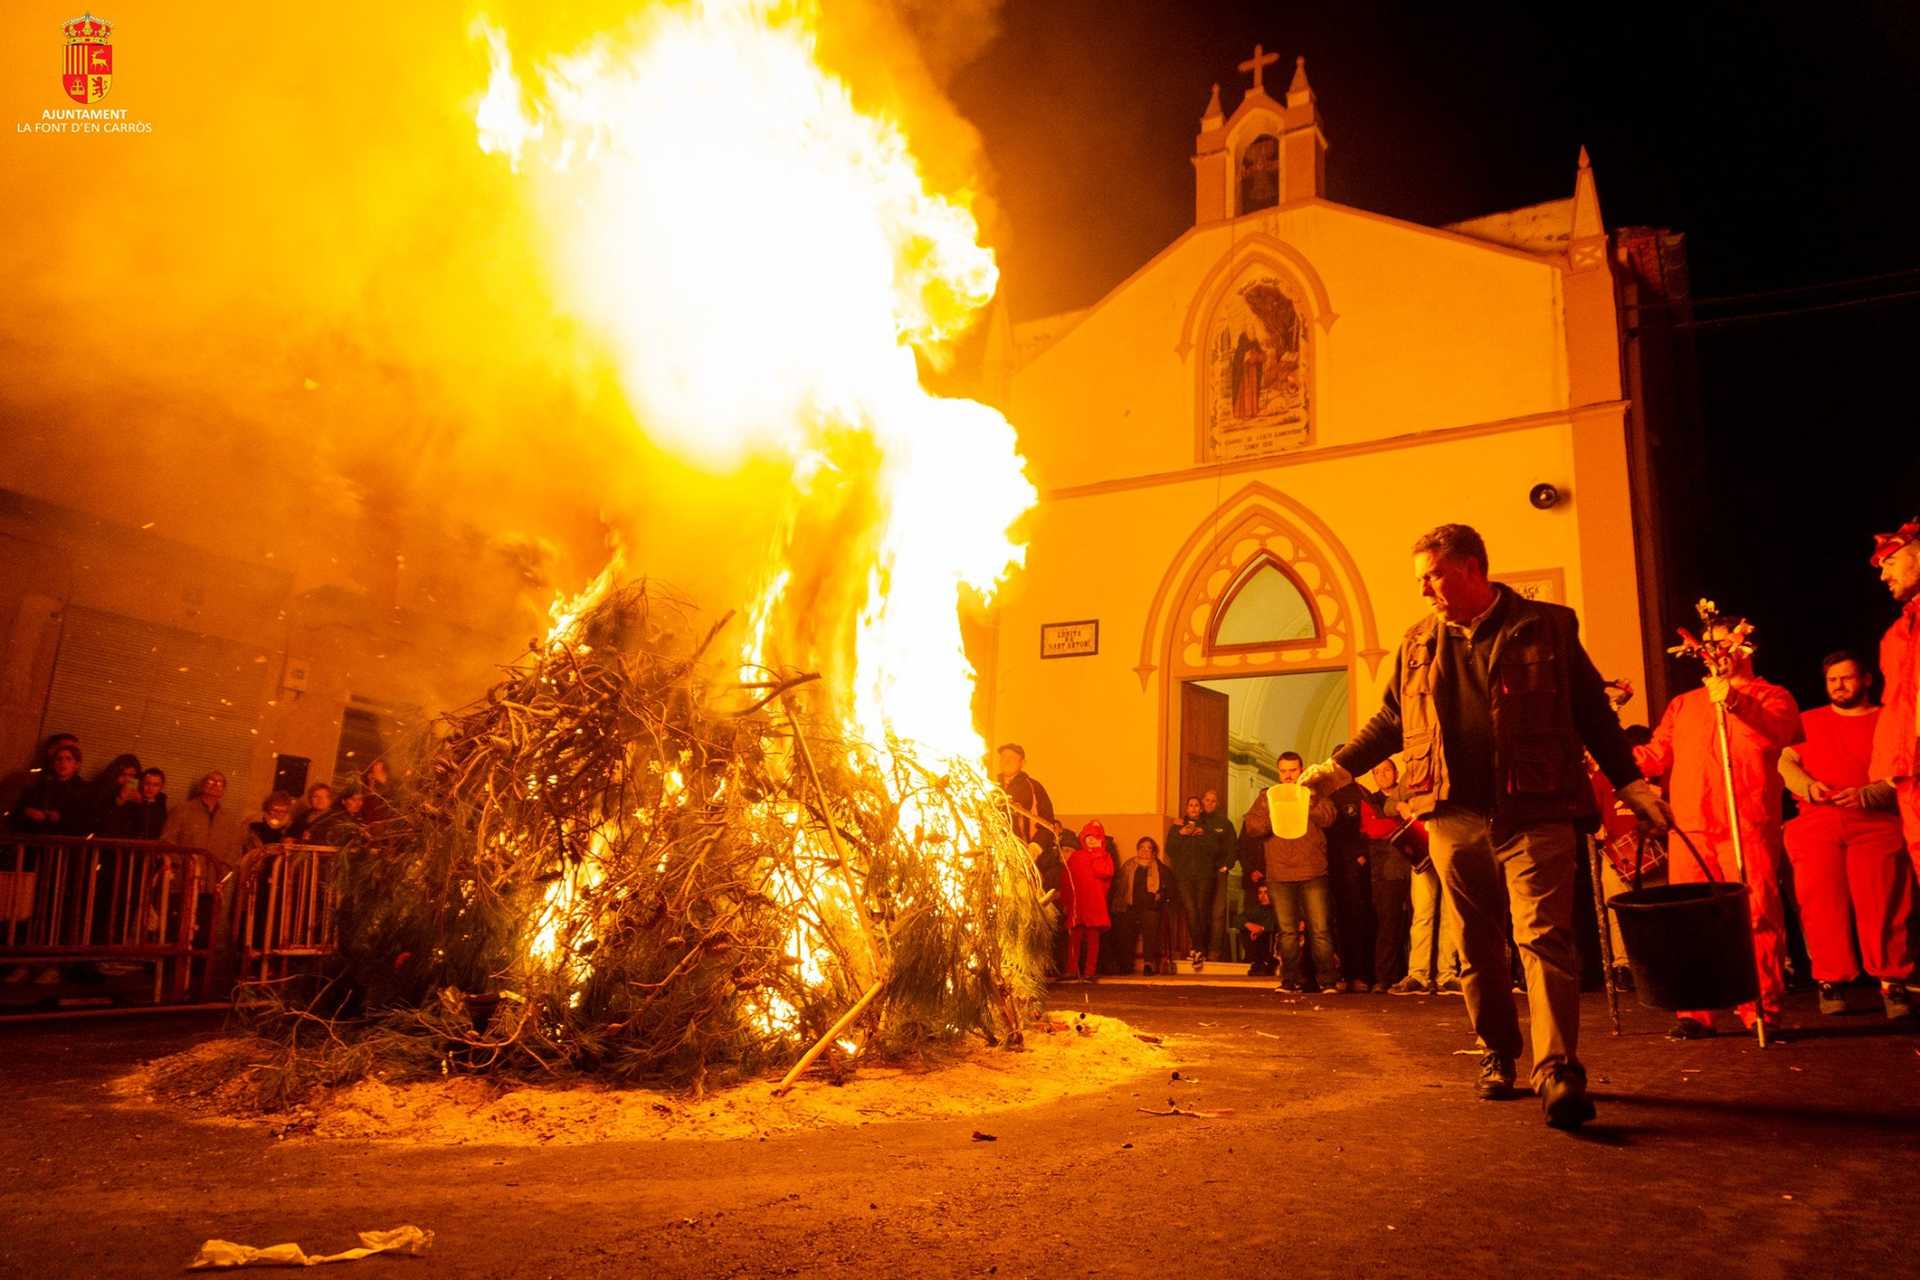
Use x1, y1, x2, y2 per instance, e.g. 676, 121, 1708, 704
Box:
1870, 517, 1920, 568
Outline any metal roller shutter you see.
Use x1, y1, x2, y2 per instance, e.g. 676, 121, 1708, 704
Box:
40, 606, 275, 806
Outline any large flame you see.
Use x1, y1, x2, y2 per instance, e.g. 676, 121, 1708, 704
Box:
482, 0, 1032, 769
481, 0, 1035, 1008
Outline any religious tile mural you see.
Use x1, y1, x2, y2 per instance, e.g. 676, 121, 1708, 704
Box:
1204, 271, 1312, 461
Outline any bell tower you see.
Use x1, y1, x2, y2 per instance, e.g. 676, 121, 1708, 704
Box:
1193, 47, 1328, 227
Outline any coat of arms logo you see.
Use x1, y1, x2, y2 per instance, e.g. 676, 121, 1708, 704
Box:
63, 13, 114, 105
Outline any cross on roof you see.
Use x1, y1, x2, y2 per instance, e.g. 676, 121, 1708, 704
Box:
1238, 43, 1280, 93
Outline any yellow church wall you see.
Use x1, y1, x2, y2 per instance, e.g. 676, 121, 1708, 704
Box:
990, 416, 1647, 831
1009, 201, 1577, 495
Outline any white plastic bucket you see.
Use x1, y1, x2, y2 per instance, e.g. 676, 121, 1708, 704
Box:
1267, 782, 1310, 839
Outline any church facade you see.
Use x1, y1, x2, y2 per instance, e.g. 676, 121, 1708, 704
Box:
983, 50, 1693, 845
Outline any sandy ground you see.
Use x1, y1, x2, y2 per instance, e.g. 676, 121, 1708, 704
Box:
3, 982, 1918, 1278
112, 1012, 1171, 1145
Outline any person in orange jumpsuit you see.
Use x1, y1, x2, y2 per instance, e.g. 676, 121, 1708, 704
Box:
1868, 516, 1920, 1022
1779, 650, 1913, 1019
1634, 617, 1803, 1038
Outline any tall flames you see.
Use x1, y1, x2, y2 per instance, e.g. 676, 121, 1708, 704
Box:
476, 0, 1033, 770
470, 0, 1040, 1049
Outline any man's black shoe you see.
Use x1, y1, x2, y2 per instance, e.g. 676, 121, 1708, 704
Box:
1540, 1068, 1596, 1130
1476, 1052, 1516, 1100
1666, 1018, 1716, 1040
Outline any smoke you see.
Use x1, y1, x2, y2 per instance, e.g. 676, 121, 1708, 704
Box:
816, 0, 1005, 206
0, 1, 1008, 704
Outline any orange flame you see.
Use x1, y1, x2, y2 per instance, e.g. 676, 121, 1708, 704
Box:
479, 1, 1033, 1009
478, 0, 1031, 770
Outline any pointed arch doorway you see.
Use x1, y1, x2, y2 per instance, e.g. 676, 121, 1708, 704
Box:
1177, 555, 1349, 822
1135, 483, 1385, 829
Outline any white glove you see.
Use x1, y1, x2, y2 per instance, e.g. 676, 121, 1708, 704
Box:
1298, 760, 1352, 796
1615, 779, 1673, 833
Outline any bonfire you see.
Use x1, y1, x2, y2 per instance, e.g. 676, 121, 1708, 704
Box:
238, 581, 1050, 1097
211, 1, 1053, 1103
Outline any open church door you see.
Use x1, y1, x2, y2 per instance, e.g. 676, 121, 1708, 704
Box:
1176, 682, 1230, 960
1179, 682, 1229, 811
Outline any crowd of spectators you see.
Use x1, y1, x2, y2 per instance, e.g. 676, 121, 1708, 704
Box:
998, 739, 1479, 992
3, 731, 391, 869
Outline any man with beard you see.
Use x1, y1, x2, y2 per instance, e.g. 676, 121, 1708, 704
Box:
1869, 517, 1920, 1003
1779, 650, 1913, 1020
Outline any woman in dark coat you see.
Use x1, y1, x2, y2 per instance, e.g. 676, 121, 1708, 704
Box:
1112, 836, 1176, 975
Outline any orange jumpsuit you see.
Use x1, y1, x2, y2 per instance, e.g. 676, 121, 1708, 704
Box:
1870, 598, 1920, 874
1782, 706, 1912, 984
1635, 678, 1803, 1023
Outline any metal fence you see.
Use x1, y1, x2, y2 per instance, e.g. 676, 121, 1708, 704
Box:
2, 837, 343, 1009
233, 842, 341, 985
1, 835, 215, 1003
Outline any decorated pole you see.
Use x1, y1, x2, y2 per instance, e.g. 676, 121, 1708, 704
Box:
1589, 833, 1622, 1034
1710, 703, 1762, 1047
1592, 678, 1636, 1036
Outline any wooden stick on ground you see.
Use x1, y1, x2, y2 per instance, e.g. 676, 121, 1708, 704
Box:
771, 976, 887, 1098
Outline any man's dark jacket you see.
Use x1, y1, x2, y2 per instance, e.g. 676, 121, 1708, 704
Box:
1164, 818, 1221, 881
1333, 587, 1639, 845
1002, 770, 1056, 854
1200, 808, 1237, 874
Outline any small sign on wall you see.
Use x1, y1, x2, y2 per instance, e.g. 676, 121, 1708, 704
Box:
1040, 619, 1099, 659
1502, 568, 1566, 604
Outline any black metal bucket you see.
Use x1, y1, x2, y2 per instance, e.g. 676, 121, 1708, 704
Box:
1608, 881, 1758, 1011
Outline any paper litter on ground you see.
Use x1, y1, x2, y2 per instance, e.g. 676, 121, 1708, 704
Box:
188, 1225, 431, 1269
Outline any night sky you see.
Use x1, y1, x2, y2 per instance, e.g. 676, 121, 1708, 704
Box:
953, 0, 1920, 719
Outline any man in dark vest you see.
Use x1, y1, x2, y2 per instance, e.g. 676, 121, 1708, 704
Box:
1301, 524, 1670, 1130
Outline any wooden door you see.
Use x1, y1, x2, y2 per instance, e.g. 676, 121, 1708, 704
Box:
1171, 682, 1231, 960
1179, 682, 1229, 815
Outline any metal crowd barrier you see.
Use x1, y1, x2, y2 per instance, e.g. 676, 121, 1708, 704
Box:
2, 837, 347, 1008
233, 842, 341, 984
1, 835, 215, 1004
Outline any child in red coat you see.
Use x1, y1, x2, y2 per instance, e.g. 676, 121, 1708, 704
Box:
1063, 820, 1116, 981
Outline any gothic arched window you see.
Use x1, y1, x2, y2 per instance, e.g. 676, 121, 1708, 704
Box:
1239, 135, 1280, 213
1209, 555, 1320, 651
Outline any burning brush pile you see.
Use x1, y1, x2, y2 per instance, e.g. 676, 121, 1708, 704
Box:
177, 1, 1058, 1106
289, 581, 1051, 1092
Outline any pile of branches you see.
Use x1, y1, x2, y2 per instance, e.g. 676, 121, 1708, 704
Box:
252, 582, 1051, 1092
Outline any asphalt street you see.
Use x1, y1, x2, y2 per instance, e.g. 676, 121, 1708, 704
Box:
1, 981, 1915, 1279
